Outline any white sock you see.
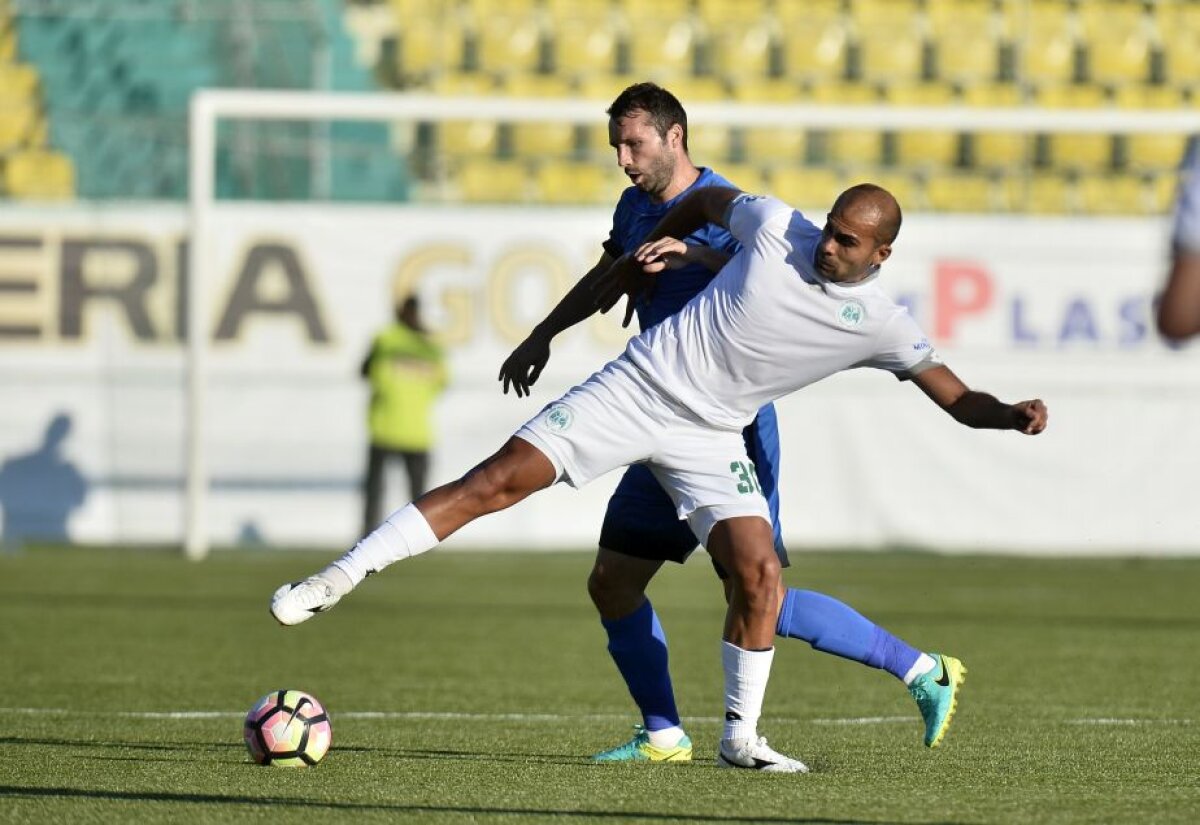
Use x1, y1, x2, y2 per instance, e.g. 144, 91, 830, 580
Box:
646, 725, 686, 748
902, 652, 937, 686
327, 503, 439, 588
721, 641, 775, 745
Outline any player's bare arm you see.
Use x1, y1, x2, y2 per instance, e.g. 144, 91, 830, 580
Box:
1156, 248, 1200, 342
593, 186, 742, 317
912, 365, 1048, 435
499, 250, 615, 397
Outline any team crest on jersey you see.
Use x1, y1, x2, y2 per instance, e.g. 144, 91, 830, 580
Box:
544, 404, 573, 431
837, 299, 866, 328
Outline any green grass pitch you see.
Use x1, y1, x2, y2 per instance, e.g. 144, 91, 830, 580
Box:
1, 546, 1197, 824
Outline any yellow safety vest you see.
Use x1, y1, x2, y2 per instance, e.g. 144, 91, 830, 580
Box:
366, 324, 447, 450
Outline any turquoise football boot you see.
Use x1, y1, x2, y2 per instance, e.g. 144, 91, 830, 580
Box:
908, 653, 967, 748
591, 725, 693, 762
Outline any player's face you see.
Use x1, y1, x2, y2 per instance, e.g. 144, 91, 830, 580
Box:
609, 110, 677, 202
815, 210, 892, 283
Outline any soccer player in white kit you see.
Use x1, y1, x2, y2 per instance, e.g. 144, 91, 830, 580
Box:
1158, 139, 1200, 341
272, 183, 1048, 772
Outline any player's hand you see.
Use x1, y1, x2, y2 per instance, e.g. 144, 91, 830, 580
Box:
592, 253, 655, 328
634, 237, 691, 272
498, 332, 551, 397
1010, 399, 1048, 434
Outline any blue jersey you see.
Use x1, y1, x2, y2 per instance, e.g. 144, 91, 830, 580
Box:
606, 168, 741, 330
599, 168, 787, 569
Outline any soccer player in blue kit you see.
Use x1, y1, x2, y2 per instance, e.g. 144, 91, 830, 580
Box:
497, 83, 969, 763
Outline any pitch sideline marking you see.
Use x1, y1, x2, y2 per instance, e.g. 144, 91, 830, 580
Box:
1, 707, 1192, 726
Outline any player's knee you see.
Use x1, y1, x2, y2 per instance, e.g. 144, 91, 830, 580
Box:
586, 561, 645, 616
729, 553, 781, 602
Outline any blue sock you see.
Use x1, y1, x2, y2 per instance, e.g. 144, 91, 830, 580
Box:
601, 599, 680, 731
776, 588, 923, 682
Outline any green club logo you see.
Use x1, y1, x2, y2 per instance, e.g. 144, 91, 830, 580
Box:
838, 299, 865, 328
545, 405, 573, 431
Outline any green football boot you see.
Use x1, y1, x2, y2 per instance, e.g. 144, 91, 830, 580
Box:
591, 725, 693, 762
908, 653, 967, 748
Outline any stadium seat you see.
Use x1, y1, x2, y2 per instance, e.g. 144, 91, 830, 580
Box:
731, 78, 805, 103
1, 149, 75, 199
394, 18, 468, 78
1077, 173, 1149, 215
436, 118, 501, 160
884, 83, 961, 169
0, 63, 39, 103
695, 0, 771, 28
1015, 3, 1080, 85
625, 23, 698, 79
925, 0, 1000, 83
505, 75, 579, 160
455, 158, 531, 203
535, 160, 619, 204
1146, 169, 1181, 213
1077, 0, 1155, 84
849, 0, 928, 85
1023, 172, 1078, 214
1159, 20, 1200, 87
743, 126, 806, 167
712, 162, 766, 194
867, 170, 920, 212
472, 15, 546, 75
766, 166, 849, 212
687, 125, 734, 168
706, 19, 775, 82
0, 104, 43, 151
924, 170, 996, 213
1035, 83, 1114, 173
551, 18, 620, 77
778, 12, 849, 83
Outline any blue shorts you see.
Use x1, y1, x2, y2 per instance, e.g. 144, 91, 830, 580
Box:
598, 404, 788, 578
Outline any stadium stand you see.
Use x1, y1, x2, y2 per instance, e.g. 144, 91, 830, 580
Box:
4, 0, 1195, 214
10, 0, 404, 200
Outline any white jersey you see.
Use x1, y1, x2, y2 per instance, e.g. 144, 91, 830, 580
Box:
1172, 139, 1200, 253
623, 194, 940, 431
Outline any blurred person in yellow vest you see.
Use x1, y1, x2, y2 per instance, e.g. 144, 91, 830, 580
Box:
361, 295, 447, 534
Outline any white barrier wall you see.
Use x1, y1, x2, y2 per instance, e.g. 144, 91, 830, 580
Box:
0, 203, 1196, 554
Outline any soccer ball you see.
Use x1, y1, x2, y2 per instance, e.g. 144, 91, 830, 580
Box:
243, 689, 332, 767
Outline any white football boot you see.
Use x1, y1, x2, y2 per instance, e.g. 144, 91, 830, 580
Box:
716, 737, 809, 774
270, 575, 343, 626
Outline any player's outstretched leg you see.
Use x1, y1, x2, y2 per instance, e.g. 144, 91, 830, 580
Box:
271, 437, 556, 626
907, 653, 967, 748
775, 589, 965, 747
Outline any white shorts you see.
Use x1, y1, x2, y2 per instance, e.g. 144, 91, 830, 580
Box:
514, 358, 770, 547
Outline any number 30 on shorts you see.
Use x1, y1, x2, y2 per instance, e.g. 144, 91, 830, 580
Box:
729, 460, 760, 494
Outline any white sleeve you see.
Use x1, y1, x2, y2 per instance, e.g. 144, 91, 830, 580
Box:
1172, 141, 1200, 254
725, 193, 793, 248
862, 311, 943, 379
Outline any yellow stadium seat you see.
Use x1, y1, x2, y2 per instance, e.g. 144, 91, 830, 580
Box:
1160, 24, 1200, 87
743, 127, 807, 166
766, 166, 849, 211
1023, 172, 1078, 214
780, 17, 850, 82
577, 74, 641, 103
731, 78, 805, 103
687, 125, 734, 167
0, 105, 43, 152
613, 0, 692, 25
1077, 173, 1148, 215
455, 159, 531, 203
432, 71, 499, 95
2, 150, 75, 199
510, 120, 578, 160
503, 74, 573, 98
0, 64, 39, 103
1086, 29, 1153, 85
460, 0, 539, 17
708, 20, 775, 81
713, 163, 767, 194
1146, 169, 1180, 214
1016, 3, 1079, 85
535, 161, 620, 204
0, 18, 15, 62
1125, 133, 1189, 174
552, 19, 620, 76
437, 119, 501, 159
395, 18, 467, 78
626, 22, 698, 78
895, 130, 961, 169
773, 0, 843, 29
475, 16, 545, 75
924, 171, 996, 213
544, 0, 614, 24
855, 26, 926, 84
389, 0, 456, 20
930, 31, 999, 84
883, 81, 955, 105
1035, 84, 1114, 172
971, 131, 1032, 170
696, 0, 770, 28
961, 81, 1025, 107
663, 75, 730, 102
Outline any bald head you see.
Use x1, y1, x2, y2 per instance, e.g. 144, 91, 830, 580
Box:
832, 183, 902, 245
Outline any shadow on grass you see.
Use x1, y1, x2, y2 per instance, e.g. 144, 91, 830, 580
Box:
0, 785, 975, 824
0, 736, 241, 752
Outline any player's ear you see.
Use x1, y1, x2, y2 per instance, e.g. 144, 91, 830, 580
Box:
873, 243, 892, 265
667, 123, 684, 149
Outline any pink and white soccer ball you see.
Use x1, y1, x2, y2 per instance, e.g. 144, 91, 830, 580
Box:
243, 689, 332, 767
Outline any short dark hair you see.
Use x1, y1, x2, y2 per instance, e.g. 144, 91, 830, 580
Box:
835, 183, 903, 245
606, 82, 689, 152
